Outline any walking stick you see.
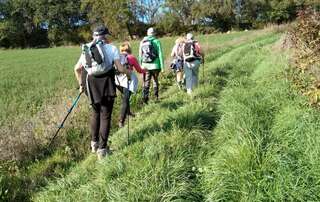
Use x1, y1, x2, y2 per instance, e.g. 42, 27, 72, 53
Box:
127, 79, 130, 145
48, 91, 83, 147
202, 56, 205, 87
142, 72, 146, 103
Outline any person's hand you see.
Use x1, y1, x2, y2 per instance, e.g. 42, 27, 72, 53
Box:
79, 85, 84, 93
126, 70, 132, 81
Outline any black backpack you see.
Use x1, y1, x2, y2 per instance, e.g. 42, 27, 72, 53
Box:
141, 38, 157, 63
183, 40, 199, 62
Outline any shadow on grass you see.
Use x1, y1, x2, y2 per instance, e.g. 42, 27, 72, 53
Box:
118, 63, 235, 149
118, 106, 220, 150
2, 33, 263, 202
0, 127, 89, 202
159, 100, 184, 111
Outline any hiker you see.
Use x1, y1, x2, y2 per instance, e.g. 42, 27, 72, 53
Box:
74, 25, 131, 160
170, 37, 185, 89
139, 27, 164, 104
183, 33, 204, 94
115, 42, 146, 128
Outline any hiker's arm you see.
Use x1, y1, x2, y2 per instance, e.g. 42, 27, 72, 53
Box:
138, 42, 143, 65
196, 43, 205, 63
157, 41, 164, 72
128, 55, 145, 74
74, 57, 84, 92
114, 59, 131, 79
170, 46, 176, 58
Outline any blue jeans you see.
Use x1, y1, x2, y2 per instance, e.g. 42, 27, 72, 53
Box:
184, 60, 201, 91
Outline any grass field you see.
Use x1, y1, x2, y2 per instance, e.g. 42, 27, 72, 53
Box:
3, 27, 320, 201
0, 30, 258, 160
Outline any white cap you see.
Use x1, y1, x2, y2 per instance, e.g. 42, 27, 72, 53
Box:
186, 33, 193, 40
147, 27, 154, 36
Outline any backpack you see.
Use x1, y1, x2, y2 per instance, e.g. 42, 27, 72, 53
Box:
82, 40, 113, 76
115, 53, 129, 75
183, 40, 200, 62
141, 38, 157, 63
115, 53, 139, 93
175, 43, 184, 59
119, 53, 129, 69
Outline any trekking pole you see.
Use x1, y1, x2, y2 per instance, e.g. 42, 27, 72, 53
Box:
142, 72, 146, 103
202, 56, 205, 87
127, 79, 130, 145
202, 57, 205, 80
48, 91, 83, 147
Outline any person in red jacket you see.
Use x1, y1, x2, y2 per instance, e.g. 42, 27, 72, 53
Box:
115, 42, 146, 127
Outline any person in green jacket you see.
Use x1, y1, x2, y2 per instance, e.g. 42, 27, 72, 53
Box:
139, 27, 164, 104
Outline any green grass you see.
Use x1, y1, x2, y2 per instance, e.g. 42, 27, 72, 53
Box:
0, 30, 270, 201
200, 40, 320, 200
5, 28, 318, 202
31, 32, 287, 201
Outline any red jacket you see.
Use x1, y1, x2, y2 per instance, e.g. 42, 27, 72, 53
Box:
127, 54, 146, 74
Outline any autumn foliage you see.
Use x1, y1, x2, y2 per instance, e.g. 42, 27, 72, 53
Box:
288, 8, 320, 105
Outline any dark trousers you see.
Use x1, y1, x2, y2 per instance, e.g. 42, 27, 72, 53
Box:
90, 97, 114, 149
143, 69, 160, 103
118, 87, 131, 123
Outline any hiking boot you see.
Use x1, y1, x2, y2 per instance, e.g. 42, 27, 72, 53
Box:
128, 111, 135, 117
155, 96, 159, 102
97, 148, 107, 160
143, 98, 149, 105
118, 121, 125, 128
91, 141, 98, 153
177, 81, 184, 90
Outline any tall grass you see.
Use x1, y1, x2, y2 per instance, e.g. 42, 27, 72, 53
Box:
201, 39, 320, 200
0, 30, 272, 201
31, 32, 282, 201
0, 30, 258, 161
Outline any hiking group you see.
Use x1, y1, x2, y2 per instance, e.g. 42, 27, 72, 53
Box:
74, 25, 203, 160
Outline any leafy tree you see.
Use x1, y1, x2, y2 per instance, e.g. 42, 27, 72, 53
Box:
194, 0, 236, 32
135, 0, 164, 24
81, 0, 136, 39
1, 0, 320, 48
268, 0, 297, 24
0, 0, 47, 47
165, 0, 197, 26
33, 0, 85, 46
156, 12, 185, 35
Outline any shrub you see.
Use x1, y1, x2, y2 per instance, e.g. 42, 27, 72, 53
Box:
288, 8, 320, 105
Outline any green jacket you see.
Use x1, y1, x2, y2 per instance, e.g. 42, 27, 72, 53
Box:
139, 36, 164, 71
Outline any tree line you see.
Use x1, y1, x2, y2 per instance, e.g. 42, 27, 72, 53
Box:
0, 0, 319, 48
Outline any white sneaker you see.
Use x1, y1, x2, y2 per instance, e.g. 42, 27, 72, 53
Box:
187, 88, 192, 94
97, 148, 107, 160
91, 141, 98, 153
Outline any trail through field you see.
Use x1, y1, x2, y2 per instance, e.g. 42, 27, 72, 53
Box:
6, 28, 317, 202
32, 32, 283, 201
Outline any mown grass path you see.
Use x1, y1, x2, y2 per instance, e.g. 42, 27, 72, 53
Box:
3, 30, 272, 202
31, 32, 284, 201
